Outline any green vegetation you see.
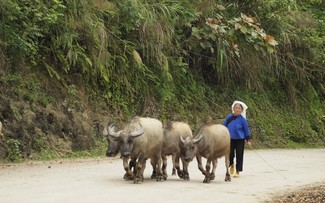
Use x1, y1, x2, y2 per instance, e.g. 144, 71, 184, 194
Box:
5, 138, 23, 162
0, 0, 324, 162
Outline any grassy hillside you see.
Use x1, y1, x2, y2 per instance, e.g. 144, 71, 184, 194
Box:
0, 0, 324, 162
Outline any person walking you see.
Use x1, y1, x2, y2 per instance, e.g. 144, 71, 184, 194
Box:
223, 101, 252, 178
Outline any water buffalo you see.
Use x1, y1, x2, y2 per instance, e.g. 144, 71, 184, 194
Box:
103, 125, 158, 180
181, 124, 231, 183
108, 116, 164, 183
103, 126, 137, 179
162, 121, 193, 180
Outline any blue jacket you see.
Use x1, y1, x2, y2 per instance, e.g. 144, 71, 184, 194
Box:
224, 114, 251, 140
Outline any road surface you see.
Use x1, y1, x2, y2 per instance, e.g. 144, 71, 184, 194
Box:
0, 149, 324, 203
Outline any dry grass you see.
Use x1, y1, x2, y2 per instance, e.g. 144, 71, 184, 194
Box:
266, 182, 325, 203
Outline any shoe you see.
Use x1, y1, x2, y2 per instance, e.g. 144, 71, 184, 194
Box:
229, 165, 235, 175
234, 172, 240, 178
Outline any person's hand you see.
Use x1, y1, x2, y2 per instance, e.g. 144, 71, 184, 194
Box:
247, 141, 252, 149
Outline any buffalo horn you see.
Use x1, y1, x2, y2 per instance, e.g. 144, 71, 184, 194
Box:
180, 136, 186, 144
108, 124, 120, 138
193, 134, 203, 144
102, 126, 108, 136
130, 123, 144, 137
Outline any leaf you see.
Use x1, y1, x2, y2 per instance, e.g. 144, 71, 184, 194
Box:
235, 50, 240, 57
268, 39, 279, 46
251, 31, 258, 38
200, 41, 212, 49
132, 49, 143, 65
200, 42, 206, 49
266, 35, 275, 41
267, 46, 275, 54
256, 27, 267, 39
241, 13, 255, 24
266, 35, 279, 46
206, 18, 221, 24
205, 41, 212, 48
240, 26, 248, 34
209, 33, 216, 40
235, 23, 241, 30
192, 27, 202, 39
219, 26, 227, 33
85, 57, 93, 67
216, 4, 226, 10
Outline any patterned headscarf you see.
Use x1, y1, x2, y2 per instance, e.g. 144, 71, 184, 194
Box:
231, 100, 248, 118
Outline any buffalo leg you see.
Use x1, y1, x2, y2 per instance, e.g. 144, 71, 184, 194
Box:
203, 158, 212, 183
173, 154, 184, 179
129, 158, 137, 176
210, 159, 217, 181
161, 155, 168, 180
171, 154, 177, 175
196, 155, 207, 176
224, 153, 231, 182
123, 157, 134, 180
150, 158, 158, 179
154, 153, 163, 181
181, 157, 190, 180
141, 159, 147, 181
134, 157, 145, 184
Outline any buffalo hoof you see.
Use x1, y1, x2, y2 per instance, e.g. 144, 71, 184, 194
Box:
133, 178, 142, 184
163, 175, 167, 181
177, 170, 184, 179
225, 175, 231, 182
203, 178, 211, 183
210, 173, 215, 180
151, 172, 158, 179
133, 175, 144, 184
124, 173, 135, 180
183, 174, 190, 181
156, 174, 164, 182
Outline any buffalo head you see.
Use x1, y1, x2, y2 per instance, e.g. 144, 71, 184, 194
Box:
108, 123, 144, 157
103, 125, 120, 157
180, 134, 203, 162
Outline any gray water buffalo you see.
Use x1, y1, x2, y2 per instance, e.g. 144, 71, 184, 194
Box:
108, 116, 164, 183
181, 124, 231, 183
162, 121, 193, 180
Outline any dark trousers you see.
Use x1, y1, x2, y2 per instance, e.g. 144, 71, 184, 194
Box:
229, 139, 245, 172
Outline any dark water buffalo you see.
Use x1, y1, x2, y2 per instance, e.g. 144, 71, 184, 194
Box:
103, 126, 158, 180
108, 116, 164, 183
181, 124, 231, 183
103, 127, 120, 157
162, 121, 193, 180
103, 126, 138, 179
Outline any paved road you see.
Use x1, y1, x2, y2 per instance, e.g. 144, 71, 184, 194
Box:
0, 149, 324, 203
